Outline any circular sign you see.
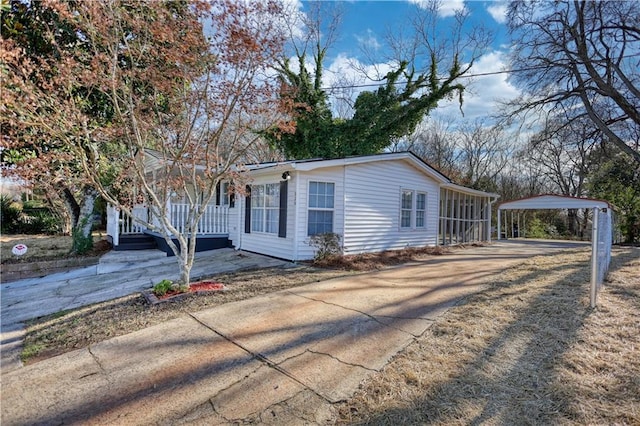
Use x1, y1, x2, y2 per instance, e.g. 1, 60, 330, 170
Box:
12, 244, 28, 256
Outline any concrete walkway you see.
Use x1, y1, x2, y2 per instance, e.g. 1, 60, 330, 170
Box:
0, 240, 588, 425
0, 249, 290, 373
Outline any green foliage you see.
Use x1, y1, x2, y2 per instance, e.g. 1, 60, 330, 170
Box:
267, 54, 465, 160
152, 279, 187, 297
588, 149, 640, 243
71, 218, 93, 254
526, 217, 549, 239
309, 232, 342, 261
152, 279, 174, 297
19, 208, 60, 235
0, 195, 21, 233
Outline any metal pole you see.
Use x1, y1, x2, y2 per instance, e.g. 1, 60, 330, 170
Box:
590, 207, 599, 308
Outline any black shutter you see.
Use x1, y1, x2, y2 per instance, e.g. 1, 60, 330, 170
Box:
215, 182, 221, 205
244, 185, 251, 233
229, 192, 235, 208
278, 180, 288, 238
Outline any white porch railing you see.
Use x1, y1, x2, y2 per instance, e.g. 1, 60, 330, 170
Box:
108, 203, 229, 244
170, 203, 229, 234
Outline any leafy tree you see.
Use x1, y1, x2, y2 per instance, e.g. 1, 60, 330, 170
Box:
265, 0, 491, 160
506, 0, 640, 164
588, 147, 640, 243
2, 0, 291, 284
1, 0, 104, 249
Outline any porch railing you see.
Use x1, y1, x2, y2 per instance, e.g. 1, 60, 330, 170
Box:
109, 203, 229, 242
170, 203, 229, 234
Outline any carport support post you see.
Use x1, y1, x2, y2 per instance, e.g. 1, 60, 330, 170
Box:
497, 208, 501, 240
590, 207, 599, 308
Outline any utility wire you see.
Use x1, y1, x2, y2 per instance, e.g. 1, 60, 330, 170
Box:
321, 52, 640, 91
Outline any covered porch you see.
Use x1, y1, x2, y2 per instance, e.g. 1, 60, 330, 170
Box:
438, 185, 498, 245
106, 202, 231, 255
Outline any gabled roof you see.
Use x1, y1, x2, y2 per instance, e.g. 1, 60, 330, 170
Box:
246, 151, 452, 184
498, 194, 612, 210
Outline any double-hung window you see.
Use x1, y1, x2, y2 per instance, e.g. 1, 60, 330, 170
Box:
308, 181, 334, 235
251, 183, 279, 233
400, 189, 427, 229
220, 182, 230, 206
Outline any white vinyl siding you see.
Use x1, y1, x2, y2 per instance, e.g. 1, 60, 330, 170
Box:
295, 168, 345, 260
239, 175, 294, 261
343, 160, 439, 254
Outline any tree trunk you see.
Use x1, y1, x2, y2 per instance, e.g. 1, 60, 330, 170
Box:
71, 187, 98, 254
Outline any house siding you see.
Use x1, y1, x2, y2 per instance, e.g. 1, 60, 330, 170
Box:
294, 167, 346, 261
235, 174, 296, 260
342, 160, 440, 255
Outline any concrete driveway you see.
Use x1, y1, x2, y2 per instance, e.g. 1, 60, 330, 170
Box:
0, 240, 588, 425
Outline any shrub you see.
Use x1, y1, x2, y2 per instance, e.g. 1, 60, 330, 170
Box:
19, 208, 60, 234
71, 218, 94, 254
0, 195, 21, 233
152, 279, 174, 296
309, 232, 342, 261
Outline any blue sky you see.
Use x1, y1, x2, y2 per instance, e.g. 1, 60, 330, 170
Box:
292, 0, 518, 121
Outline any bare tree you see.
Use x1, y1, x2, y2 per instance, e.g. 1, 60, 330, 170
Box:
397, 117, 461, 179
457, 120, 514, 190
506, 0, 640, 163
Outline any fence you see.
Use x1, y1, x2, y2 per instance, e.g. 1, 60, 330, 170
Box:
590, 207, 613, 308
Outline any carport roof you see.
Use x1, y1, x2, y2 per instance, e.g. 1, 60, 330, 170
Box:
498, 194, 612, 210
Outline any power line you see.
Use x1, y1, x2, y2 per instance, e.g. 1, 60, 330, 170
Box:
321, 53, 640, 91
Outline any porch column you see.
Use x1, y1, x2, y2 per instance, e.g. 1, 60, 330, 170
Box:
106, 204, 119, 247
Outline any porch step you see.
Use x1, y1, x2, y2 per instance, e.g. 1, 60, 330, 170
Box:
115, 234, 158, 251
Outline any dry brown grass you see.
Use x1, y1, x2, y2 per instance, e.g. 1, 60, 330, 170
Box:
334, 246, 640, 425
17, 240, 640, 424
1, 233, 109, 263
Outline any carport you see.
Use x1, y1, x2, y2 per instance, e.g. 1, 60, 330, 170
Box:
497, 194, 615, 307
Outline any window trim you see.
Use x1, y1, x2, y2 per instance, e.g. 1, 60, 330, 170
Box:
307, 181, 335, 236
250, 182, 280, 234
400, 188, 427, 230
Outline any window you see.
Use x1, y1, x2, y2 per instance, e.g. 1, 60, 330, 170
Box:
401, 190, 413, 228
400, 189, 427, 229
308, 181, 334, 235
220, 182, 230, 206
416, 192, 426, 228
251, 183, 279, 233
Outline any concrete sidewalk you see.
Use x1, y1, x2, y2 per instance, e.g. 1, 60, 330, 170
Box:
0, 240, 588, 425
0, 248, 290, 374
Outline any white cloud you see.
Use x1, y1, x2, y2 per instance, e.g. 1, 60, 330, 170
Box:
487, 1, 508, 24
408, 0, 467, 17
434, 50, 520, 121
355, 29, 381, 51
323, 54, 396, 118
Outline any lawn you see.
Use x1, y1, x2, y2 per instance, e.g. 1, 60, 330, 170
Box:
1, 233, 109, 263
8, 235, 640, 424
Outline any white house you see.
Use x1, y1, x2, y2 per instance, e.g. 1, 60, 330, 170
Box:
107, 152, 498, 260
